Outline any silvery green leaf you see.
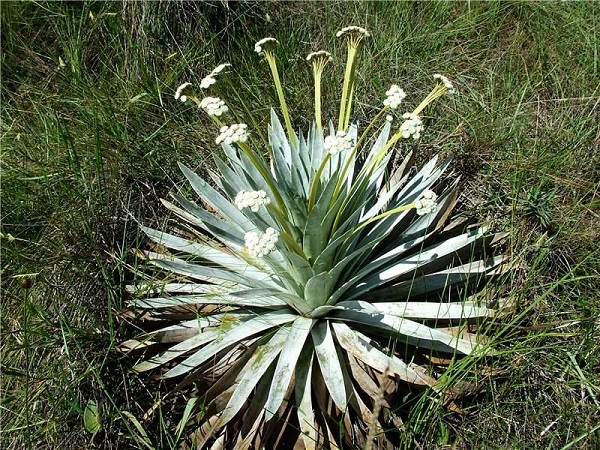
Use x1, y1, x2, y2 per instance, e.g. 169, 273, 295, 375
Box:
294, 344, 317, 450
168, 194, 245, 247
126, 282, 230, 296
311, 321, 348, 411
345, 228, 489, 300
269, 109, 292, 170
129, 292, 286, 309
164, 310, 296, 378
331, 322, 434, 386
304, 272, 335, 309
179, 163, 257, 233
215, 326, 289, 427
369, 301, 494, 320
264, 317, 314, 420
133, 324, 224, 372
148, 257, 270, 289
363, 255, 507, 302
331, 301, 478, 354
141, 227, 274, 284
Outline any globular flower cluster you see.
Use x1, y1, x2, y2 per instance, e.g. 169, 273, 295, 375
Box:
400, 113, 424, 140
244, 227, 279, 258
174, 82, 192, 102
235, 190, 271, 212
216, 124, 249, 145
383, 84, 406, 109
324, 131, 353, 155
336, 25, 371, 38
200, 63, 231, 89
415, 190, 438, 216
200, 97, 228, 116
254, 37, 278, 54
433, 74, 455, 94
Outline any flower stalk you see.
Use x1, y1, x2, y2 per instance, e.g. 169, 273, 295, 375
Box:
336, 26, 370, 132
256, 38, 297, 148
307, 51, 332, 132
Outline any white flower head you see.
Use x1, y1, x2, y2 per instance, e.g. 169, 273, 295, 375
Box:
235, 190, 271, 212
200, 64, 231, 90
174, 82, 192, 102
254, 37, 278, 54
306, 50, 333, 63
433, 73, 455, 94
415, 190, 438, 216
385, 114, 394, 122
383, 84, 406, 109
200, 75, 216, 89
215, 123, 249, 145
199, 97, 228, 116
400, 113, 424, 140
336, 25, 371, 39
324, 130, 353, 155
211, 63, 231, 75
244, 227, 279, 258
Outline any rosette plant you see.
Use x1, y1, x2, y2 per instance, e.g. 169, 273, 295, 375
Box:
126, 27, 506, 449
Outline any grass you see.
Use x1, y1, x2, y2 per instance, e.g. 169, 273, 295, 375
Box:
1, 1, 599, 448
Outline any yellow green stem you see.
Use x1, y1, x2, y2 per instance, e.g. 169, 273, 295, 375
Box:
337, 45, 358, 131
308, 152, 332, 210
265, 52, 297, 148
314, 70, 323, 132
353, 202, 416, 234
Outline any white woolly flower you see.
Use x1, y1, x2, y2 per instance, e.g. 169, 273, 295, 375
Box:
400, 113, 424, 140
200, 75, 217, 89
200, 97, 228, 116
235, 190, 271, 212
324, 131, 353, 155
244, 227, 279, 258
211, 63, 231, 75
415, 190, 438, 216
383, 84, 406, 109
199, 64, 231, 90
385, 115, 394, 122
174, 82, 192, 102
306, 50, 332, 62
336, 26, 371, 38
433, 73, 455, 94
215, 124, 249, 145
254, 37, 277, 54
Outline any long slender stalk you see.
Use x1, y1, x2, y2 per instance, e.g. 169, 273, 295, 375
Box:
337, 46, 357, 131
265, 52, 297, 148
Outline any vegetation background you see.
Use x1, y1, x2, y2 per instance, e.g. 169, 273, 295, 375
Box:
1, 1, 598, 449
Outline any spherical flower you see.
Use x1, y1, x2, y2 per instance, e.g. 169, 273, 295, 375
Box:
174, 82, 192, 102
306, 50, 333, 63
433, 73, 455, 94
254, 37, 278, 54
415, 190, 438, 216
324, 131, 353, 155
383, 84, 406, 109
215, 124, 249, 145
400, 113, 424, 140
200, 75, 217, 89
199, 96, 228, 116
234, 190, 271, 212
385, 115, 394, 122
244, 227, 279, 258
336, 26, 371, 38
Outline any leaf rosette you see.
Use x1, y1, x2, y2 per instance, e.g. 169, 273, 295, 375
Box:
124, 27, 507, 449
